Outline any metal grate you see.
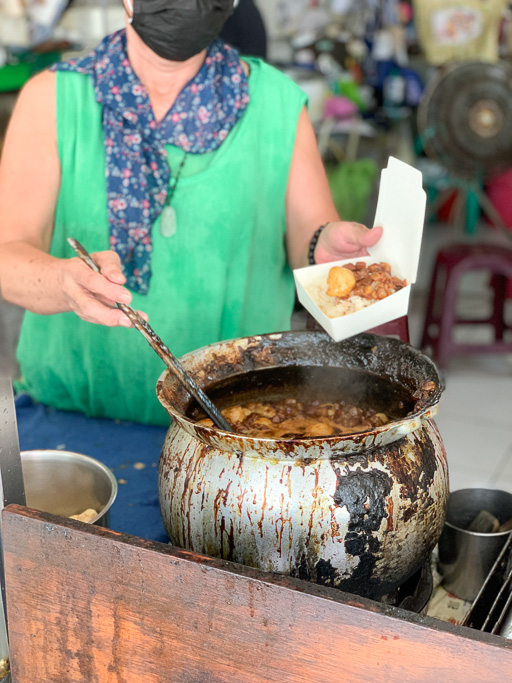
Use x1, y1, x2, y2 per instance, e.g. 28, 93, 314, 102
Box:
463, 534, 512, 638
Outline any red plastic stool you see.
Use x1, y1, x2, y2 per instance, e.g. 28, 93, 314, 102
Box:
420, 243, 512, 367
368, 316, 410, 343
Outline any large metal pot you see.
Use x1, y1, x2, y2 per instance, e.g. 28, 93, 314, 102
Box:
157, 332, 449, 599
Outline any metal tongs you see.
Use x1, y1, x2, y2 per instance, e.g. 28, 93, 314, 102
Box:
67, 238, 233, 433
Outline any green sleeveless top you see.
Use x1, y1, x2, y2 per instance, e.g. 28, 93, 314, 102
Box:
16, 58, 307, 425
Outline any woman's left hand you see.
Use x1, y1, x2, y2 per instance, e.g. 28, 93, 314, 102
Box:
313, 222, 383, 265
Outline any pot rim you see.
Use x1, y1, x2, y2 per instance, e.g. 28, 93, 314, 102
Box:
156, 331, 443, 454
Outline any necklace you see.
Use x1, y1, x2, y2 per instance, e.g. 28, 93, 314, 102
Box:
159, 152, 188, 238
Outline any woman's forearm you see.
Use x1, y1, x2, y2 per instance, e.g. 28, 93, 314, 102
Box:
285, 109, 340, 270
285, 109, 383, 268
0, 72, 140, 329
0, 240, 145, 327
0, 241, 69, 314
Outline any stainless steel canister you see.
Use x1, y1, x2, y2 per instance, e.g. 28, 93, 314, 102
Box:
438, 488, 512, 602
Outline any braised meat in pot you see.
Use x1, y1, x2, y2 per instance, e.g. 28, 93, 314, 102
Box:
190, 365, 415, 439
198, 398, 390, 438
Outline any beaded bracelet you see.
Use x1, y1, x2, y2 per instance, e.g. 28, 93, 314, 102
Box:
308, 223, 329, 265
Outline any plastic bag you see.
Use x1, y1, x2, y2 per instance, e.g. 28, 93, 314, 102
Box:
412, 0, 508, 64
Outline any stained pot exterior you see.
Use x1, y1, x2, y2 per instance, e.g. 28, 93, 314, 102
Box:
157, 332, 449, 599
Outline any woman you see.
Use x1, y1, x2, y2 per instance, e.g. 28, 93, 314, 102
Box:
0, 0, 382, 426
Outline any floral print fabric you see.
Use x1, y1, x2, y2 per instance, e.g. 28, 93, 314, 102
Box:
52, 30, 250, 294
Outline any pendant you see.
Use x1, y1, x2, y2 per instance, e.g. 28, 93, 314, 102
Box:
159, 206, 177, 238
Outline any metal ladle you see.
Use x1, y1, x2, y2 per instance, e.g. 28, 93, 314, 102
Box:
67, 238, 233, 433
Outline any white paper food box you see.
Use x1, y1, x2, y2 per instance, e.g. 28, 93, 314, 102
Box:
294, 156, 426, 342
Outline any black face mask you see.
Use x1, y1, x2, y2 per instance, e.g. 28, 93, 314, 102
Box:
130, 0, 236, 62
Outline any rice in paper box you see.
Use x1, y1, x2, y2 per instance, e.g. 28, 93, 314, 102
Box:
294, 157, 426, 343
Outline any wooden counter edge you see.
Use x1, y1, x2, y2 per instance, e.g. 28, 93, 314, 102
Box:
2, 504, 511, 682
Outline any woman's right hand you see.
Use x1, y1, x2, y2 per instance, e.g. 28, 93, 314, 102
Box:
0, 72, 149, 327
61, 250, 148, 327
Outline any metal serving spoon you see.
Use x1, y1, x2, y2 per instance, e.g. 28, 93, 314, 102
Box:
67, 238, 233, 433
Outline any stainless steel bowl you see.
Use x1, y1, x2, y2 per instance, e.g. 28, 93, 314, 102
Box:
21, 450, 118, 527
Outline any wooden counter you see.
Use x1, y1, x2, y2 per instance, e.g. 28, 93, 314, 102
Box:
3, 504, 512, 682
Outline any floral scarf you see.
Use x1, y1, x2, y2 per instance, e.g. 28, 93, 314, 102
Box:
52, 29, 250, 294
